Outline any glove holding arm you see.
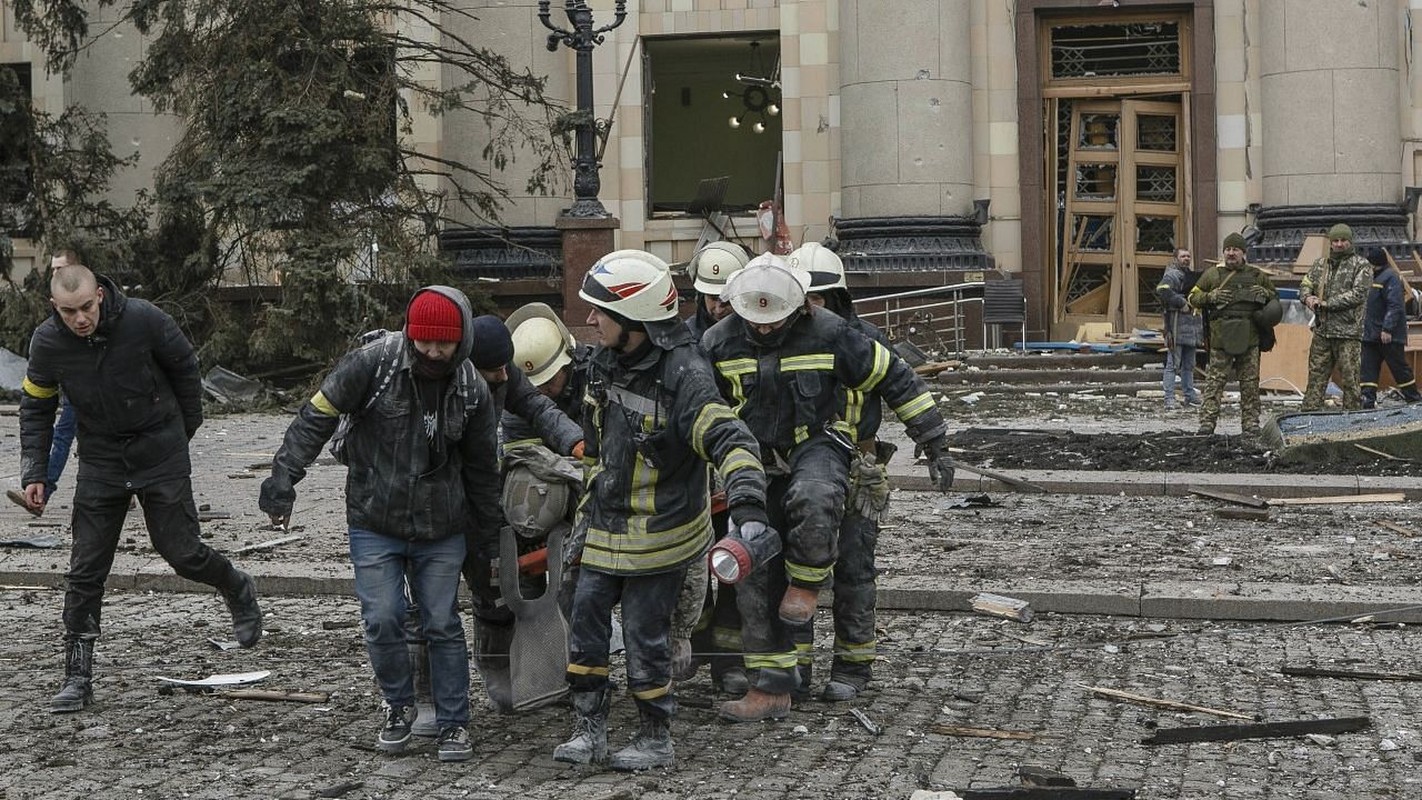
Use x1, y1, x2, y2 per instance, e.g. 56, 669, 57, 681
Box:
923, 436, 956, 493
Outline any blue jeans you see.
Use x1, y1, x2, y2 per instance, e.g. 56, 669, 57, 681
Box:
46, 396, 77, 500
1162, 345, 1198, 405
349, 529, 469, 728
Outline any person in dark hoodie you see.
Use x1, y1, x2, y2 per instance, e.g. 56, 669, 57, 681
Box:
259, 286, 502, 763
1361, 248, 1422, 408
19, 248, 264, 715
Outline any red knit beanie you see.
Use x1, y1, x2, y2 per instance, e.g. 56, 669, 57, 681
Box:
407, 291, 462, 342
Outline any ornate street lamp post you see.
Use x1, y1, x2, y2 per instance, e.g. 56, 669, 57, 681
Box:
538, 1, 627, 218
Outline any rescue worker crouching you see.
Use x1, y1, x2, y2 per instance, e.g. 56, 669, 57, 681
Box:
555, 250, 769, 771
700, 254, 956, 723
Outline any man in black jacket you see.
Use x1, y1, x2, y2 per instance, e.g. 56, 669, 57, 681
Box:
18, 250, 264, 714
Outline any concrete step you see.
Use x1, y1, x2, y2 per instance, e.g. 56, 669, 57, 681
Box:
938, 368, 1164, 386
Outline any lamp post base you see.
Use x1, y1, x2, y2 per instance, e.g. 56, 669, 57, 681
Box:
557, 213, 620, 326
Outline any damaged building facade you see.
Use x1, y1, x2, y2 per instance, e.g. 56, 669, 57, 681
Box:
5, 1, 1422, 343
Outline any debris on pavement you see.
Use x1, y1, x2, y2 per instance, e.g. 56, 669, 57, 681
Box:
232, 533, 305, 554
927, 724, 1034, 741
0, 531, 61, 548
1081, 684, 1254, 720
970, 592, 1034, 623
155, 670, 272, 693
1280, 665, 1422, 682
222, 689, 330, 704
848, 708, 881, 736
1142, 715, 1371, 746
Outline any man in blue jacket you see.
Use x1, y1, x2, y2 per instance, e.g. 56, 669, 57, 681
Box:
1361, 248, 1422, 408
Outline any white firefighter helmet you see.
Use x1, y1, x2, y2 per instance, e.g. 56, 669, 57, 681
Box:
723, 254, 811, 325
689, 241, 751, 296
788, 242, 847, 293
506, 302, 575, 387
579, 249, 680, 322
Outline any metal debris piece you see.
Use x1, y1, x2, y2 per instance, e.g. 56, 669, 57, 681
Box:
849, 708, 881, 735
0, 532, 62, 548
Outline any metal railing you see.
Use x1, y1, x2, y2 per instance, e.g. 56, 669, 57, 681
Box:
854, 280, 985, 356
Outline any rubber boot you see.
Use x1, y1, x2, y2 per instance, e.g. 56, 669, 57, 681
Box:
553, 688, 609, 765
51, 635, 95, 713
718, 688, 791, 723
222, 570, 264, 648
778, 586, 818, 625
609, 708, 675, 771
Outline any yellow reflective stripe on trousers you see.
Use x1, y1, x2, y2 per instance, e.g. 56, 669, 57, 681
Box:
785, 560, 833, 584
310, 391, 340, 417
795, 640, 813, 667
745, 651, 799, 670
566, 663, 610, 677
712, 625, 744, 651
632, 682, 671, 701
21, 377, 59, 399
834, 636, 877, 664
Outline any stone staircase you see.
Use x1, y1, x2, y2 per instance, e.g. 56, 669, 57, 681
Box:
931, 350, 1167, 396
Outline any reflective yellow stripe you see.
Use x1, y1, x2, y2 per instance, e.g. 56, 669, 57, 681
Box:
582, 514, 712, 573
781, 353, 834, 371
712, 626, 743, 651
892, 391, 936, 420
310, 391, 340, 417
718, 448, 761, 479
630, 417, 658, 516
785, 560, 834, 584
716, 358, 758, 415
1156, 282, 1172, 291
794, 640, 812, 667
566, 663, 610, 677
843, 388, 866, 436
852, 342, 892, 391
793, 425, 809, 444
835, 636, 877, 664
745, 652, 799, 670
691, 403, 739, 460
21, 377, 59, 399
632, 682, 671, 700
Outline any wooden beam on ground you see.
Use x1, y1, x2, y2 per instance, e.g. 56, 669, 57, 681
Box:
1142, 716, 1370, 746
1376, 520, 1418, 538
1081, 684, 1254, 720
1267, 493, 1405, 506
1281, 665, 1422, 682
232, 534, 305, 555
1188, 488, 1268, 509
1215, 507, 1272, 522
221, 689, 331, 703
971, 592, 1035, 623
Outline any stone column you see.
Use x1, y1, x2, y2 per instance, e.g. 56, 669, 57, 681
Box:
1254, 0, 1406, 260
835, 0, 988, 273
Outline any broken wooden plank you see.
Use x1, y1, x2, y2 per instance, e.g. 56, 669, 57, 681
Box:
971, 592, 1034, 623
1281, 665, 1422, 682
1267, 493, 1405, 506
1376, 520, 1418, 538
1215, 507, 1272, 522
1188, 488, 1268, 509
1142, 715, 1370, 746
929, 724, 1035, 741
222, 689, 330, 703
1080, 684, 1254, 720
197, 511, 232, 522
958, 789, 1137, 800
1353, 443, 1406, 461
232, 534, 305, 555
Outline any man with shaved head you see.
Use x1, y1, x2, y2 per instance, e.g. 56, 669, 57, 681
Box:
18, 246, 265, 714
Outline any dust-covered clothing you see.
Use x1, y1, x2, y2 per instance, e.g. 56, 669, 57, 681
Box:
1299, 250, 1371, 411
1157, 261, 1204, 407
1188, 260, 1277, 435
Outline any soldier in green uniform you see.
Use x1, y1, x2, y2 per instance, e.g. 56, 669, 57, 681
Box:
1189, 232, 1279, 437
1299, 223, 1372, 411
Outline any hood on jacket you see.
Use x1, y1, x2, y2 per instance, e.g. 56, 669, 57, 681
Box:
404, 285, 476, 365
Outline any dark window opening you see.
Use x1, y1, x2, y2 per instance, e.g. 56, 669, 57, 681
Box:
1050, 22, 1181, 79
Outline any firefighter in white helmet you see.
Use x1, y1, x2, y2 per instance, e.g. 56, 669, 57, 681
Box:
700, 253, 955, 722
553, 249, 767, 771
686, 240, 752, 339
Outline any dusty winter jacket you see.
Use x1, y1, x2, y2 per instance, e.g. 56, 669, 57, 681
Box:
1364, 264, 1410, 344
501, 343, 593, 450
1188, 262, 1278, 353
264, 286, 502, 548
1301, 252, 1371, 339
1156, 263, 1204, 348
701, 307, 948, 462
579, 323, 766, 575
490, 359, 582, 455
20, 275, 201, 489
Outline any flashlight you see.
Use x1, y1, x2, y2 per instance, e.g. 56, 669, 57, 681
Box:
709, 520, 781, 584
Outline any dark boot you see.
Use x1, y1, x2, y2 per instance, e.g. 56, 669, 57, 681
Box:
713, 665, 749, 698
222, 570, 263, 648
609, 708, 675, 771
718, 688, 791, 723
51, 635, 95, 713
553, 689, 609, 765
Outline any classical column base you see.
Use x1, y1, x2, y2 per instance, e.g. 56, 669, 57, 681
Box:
833, 216, 993, 273
438, 227, 562, 280
1249, 203, 1410, 265
557, 214, 620, 325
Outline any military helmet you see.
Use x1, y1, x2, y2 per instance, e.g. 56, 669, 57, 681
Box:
502, 462, 575, 540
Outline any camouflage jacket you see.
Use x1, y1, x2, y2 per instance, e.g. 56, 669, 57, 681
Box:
1301, 252, 1371, 339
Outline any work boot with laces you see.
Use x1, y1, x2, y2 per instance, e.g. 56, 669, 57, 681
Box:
50, 635, 96, 713
222, 570, 264, 648
377, 704, 416, 752
778, 586, 818, 625
718, 688, 791, 723
609, 709, 675, 771
437, 726, 473, 762
553, 689, 609, 765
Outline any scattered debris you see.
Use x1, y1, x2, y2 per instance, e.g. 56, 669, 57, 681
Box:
1376, 520, 1418, 537
955, 789, 1136, 800
223, 689, 330, 704
970, 592, 1034, 623
202, 366, 266, 405
155, 670, 271, 693
207, 638, 242, 651
197, 510, 232, 522
849, 708, 881, 736
1281, 665, 1422, 682
1017, 766, 1075, 787
233, 534, 305, 555
1080, 684, 1254, 720
928, 724, 1035, 741
939, 494, 1002, 510
1215, 507, 1272, 522
1142, 716, 1370, 746
0, 532, 62, 548
1188, 488, 1268, 509
1267, 493, 1406, 507
321, 619, 359, 630
315, 781, 364, 799
954, 462, 1049, 493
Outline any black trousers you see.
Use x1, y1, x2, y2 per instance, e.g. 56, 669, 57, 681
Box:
64, 476, 241, 635
1361, 340, 1422, 406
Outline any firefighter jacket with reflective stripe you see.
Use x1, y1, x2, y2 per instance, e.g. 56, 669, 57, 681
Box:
700, 307, 948, 460
842, 317, 891, 444
579, 327, 766, 575
20, 274, 202, 489
265, 288, 504, 549
490, 358, 582, 455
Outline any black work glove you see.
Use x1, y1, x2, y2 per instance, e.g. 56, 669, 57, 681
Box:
923, 437, 956, 493
258, 476, 296, 521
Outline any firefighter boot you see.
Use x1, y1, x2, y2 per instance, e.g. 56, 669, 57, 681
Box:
223, 570, 264, 648
553, 688, 609, 765
718, 688, 791, 723
51, 634, 96, 713
609, 708, 675, 771
778, 585, 819, 625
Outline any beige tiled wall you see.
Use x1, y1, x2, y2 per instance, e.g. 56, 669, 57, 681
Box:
971, 0, 1021, 273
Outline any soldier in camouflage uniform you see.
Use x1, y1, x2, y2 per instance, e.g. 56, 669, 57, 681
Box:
1299, 223, 1372, 411
1189, 232, 1279, 437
